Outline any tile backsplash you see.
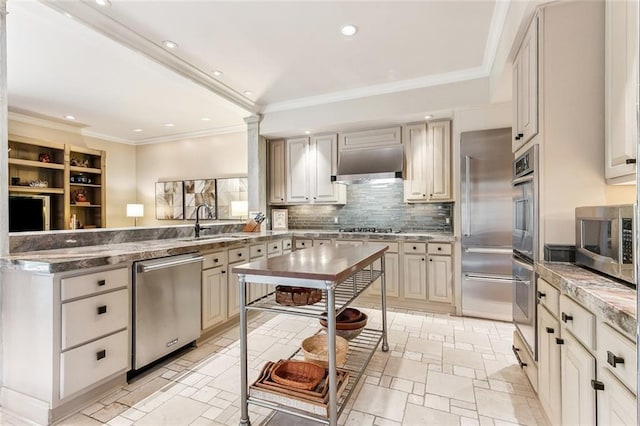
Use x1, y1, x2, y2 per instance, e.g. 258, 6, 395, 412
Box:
282, 180, 453, 233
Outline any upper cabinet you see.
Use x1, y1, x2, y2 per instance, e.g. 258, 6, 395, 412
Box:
338, 126, 401, 150
404, 120, 452, 203
66, 145, 106, 230
512, 16, 539, 153
268, 139, 287, 204
285, 134, 346, 205
605, 0, 639, 183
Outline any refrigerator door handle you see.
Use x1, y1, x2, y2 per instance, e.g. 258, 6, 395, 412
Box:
464, 247, 513, 255
464, 155, 472, 237
464, 273, 517, 283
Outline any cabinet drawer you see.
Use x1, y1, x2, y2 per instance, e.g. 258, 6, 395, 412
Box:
335, 240, 364, 247
61, 267, 128, 301
61, 289, 129, 350
60, 329, 128, 399
597, 322, 636, 393
267, 240, 282, 255
427, 243, 451, 255
367, 241, 399, 253
313, 239, 332, 246
537, 278, 560, 318
403, 242, 427, 254
250, 244, 267, 259
202, 251, 227, 270
282, 239, 292, 252
295, 239, 312, 249
228, 247, 250, 263
560, 295, 595, 350
513, 329, 538, 392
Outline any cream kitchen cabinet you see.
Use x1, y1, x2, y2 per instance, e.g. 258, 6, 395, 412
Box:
402, 242, 427, 300
604, 0, 639, 183
537, 301, 562, 425
596, 368, 637, 425
404, 121, 452, 202
366, 241, 399, 298
248, 243, 267, 302
285, 134, 346, 204
1, 265, 130, 425
338, 126, 401, 150
512, 15, 538, 152
202, 251, 228, 330
268, 139, 287, 204
227, 246, 250, 318
426, 250, 452, 304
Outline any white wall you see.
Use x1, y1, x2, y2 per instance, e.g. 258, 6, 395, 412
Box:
8, 117, 137, 228
135, 131, 247, 226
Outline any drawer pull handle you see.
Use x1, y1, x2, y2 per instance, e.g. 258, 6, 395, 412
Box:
273, 246, 278, 249
96, 350, 106, 361
214, 258, 219, 263
221, 270, 226, 274
413, 246, 417, 250
537, 291, 546, 299
97, 305, 107, 315
237, 253, 242, 257
606, 351, 624, 368
97, 279, 106, 287
257, 249, 262, 253
512, 345, 527, 368
555, 337, 564, 345
590, 379, 605, 391
545, 327, 554, 334
561, 312, 573, 323
437, 247, 442, 251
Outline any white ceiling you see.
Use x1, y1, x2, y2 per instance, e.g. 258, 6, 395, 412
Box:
7, 0, 510, 144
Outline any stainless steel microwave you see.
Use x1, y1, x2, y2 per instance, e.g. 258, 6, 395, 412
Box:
575, 204, 635, 285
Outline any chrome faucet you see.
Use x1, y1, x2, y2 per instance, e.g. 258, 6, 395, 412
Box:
194, 203, 213, 238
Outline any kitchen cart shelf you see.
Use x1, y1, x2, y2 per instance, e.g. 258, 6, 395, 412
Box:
233, 245, 389, 426
9, 186, 65, 194
8, 158, 65, 170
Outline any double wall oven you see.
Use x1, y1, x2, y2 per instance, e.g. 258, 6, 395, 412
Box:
512, 145, 538, 359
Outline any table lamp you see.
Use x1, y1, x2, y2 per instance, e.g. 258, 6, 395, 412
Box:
126, 203, 144, 226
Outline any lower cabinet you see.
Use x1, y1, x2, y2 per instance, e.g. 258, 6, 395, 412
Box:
537, 305, 561, 425
366, 241, 400, 298
202, 267, 228, 330
403, 253, 427, 299
597, 368, 637, 425
427, 254, 452, 303
560, 330, 596, 426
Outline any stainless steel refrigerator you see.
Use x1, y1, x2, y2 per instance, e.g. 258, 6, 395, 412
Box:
461, 128, 514, 321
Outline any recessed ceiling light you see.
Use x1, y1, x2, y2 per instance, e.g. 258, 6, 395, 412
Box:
95, 0, 111, 7
212, 70, 223, 77
64, 115, 76, 120
164, 123, 175, 127
244, 91, 252, 96
132, 128, 143, 133
162, 40, 178, 50
424, 115, 433, 120
304, 130, 311, 135
201, 117, 211, 121
341, 24, 358, 37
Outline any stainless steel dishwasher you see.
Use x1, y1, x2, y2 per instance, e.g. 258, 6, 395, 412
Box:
132, 253, 203, 371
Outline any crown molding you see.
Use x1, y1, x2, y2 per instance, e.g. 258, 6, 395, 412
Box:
8, 111, 85, 133
482, 0, 510, 74
132, 124, 247, 145
80, 129, 136, 145
42, 0, 257, 114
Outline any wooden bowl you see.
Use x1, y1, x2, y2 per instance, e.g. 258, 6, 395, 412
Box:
275, 286, 322, 306
320, 310, 368, 330
301, 334, 349, 368
270, 360, 326, 390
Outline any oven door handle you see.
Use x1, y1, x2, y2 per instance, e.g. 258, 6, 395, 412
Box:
512, 175, 534, 186
513, 257, 534, 271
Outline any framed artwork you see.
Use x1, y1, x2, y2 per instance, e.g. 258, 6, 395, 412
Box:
155, 181, 184, 219
217, 177, 248, 219
184, 179, 217, 220
271, 209, 288, 230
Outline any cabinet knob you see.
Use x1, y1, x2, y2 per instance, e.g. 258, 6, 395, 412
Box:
625, 159, 636, 164
214, 258, 219, 263
313, 197, 316, 200
561, 312, 573, 323
590, 380, 605, 391
413, 246, 417, 250
257, 249, 262, 253
422, 194, 426, 197
430, 194, 433, 197
518, 133, 523, 138
97, 279, 106, 287
97, 305, 107, 315
545, 327, 554, 334
537, 291, 546, 299
429, 258, 433, 262
96, 350, 106, 361
280, 198, 284, 201
555, 337, 564, 345
606, 350, 624, 368
221, 270, 226, 274
237, 253, 242, 257
515, 136, 521, 141
421, 258, 425, 261
437, 247, 442, 251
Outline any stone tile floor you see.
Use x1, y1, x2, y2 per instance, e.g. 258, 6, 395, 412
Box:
1, 307, 548, 426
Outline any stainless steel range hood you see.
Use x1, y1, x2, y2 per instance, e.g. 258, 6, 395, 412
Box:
331, 145, 404, 184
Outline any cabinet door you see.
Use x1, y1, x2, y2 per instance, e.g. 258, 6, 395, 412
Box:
427, 255, 452, 304
202, 266, 227, 330
402, 254, 427, 300
286, 137, 310, 203
561, 331, 596, 426
512, 53, 522, 150
403, 124, 428, 202
597, 368, 637, 426
537, 306, 562, 425
427, 121, 451, 201
520, 17, 538, 145
312, 134, 342, 203
368, 253, 399, 298
228, 265, 242, 318
268, 139, 287, 204
605, 0, 638, 181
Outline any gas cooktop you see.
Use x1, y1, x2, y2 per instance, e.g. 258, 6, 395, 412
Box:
338, 227, 398, 233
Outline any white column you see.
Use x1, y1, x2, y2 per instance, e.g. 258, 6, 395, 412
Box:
244, 115, 267, 221
0, 0, 7, 256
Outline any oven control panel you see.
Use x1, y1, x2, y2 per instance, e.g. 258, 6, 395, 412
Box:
621, 218, 633, 264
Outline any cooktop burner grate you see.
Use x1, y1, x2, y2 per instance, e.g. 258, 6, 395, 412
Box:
339, 227, 395, 233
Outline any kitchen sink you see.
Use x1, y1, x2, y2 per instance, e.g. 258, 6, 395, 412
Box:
178, 235, 245, 243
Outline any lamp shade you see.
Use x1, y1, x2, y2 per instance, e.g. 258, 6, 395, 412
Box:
230, 200, 248, 218
126, 203, 144, 218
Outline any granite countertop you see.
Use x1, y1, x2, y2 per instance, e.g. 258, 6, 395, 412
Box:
0, 229, 455, 273
536, 262, 637, 340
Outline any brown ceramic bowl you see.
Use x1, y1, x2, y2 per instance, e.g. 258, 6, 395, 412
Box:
319, 309, 368, 331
